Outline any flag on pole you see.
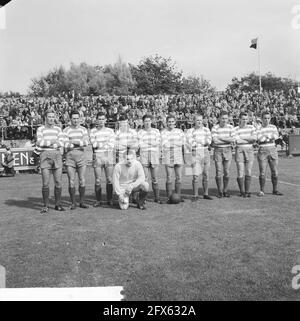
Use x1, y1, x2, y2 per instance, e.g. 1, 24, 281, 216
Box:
0, 5, 6, 30
250, 38, 258, 49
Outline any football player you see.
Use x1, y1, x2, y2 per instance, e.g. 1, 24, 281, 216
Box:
36, 109, 65, 213
115, 114, 138, 163
63, 110, 90, 209
234, 112, 257, 197
256, 111, 283, 196
161, 114, 186, 202
90, 112, 115, 206
138, 114, 162, 203
211, 111, 236, 198
113, 149, 149, 210
186, 114, 213, 201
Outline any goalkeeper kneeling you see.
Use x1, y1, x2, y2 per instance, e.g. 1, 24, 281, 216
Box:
113, 149, 149, 210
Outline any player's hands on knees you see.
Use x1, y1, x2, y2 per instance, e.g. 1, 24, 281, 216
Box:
125, 183, 134, 195
125, 186, 132, 195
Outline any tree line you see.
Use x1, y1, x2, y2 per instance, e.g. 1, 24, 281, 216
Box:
1, 55, 298, 97
28, 55, 216, 97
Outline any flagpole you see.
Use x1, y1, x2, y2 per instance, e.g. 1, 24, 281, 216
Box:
258, 37, 262, 94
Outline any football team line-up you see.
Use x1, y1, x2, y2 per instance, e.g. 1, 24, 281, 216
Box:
37, 108, 283, 214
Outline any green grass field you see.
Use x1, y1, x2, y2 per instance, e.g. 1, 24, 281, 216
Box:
0, 154, 299, 300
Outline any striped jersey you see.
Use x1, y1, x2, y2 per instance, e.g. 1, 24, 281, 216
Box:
256, 124, 279, 147
211, 124, 236, 148
63, 125, 89, 149
234, 125, 257, 147
115, 128, 138, 152
186, 126, 212, 150
36, 125, 65, 151
138, 128, 161, 165
161, 128, 185, 165
89, 127, 115, 152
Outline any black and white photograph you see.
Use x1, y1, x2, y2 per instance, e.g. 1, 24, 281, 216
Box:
0, 0, 300, 304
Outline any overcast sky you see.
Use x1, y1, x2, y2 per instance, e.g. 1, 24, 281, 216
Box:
0, 0, 299, 93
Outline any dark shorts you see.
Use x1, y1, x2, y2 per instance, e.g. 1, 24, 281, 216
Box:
65, 149, 87, 168
40, 150, 62, 170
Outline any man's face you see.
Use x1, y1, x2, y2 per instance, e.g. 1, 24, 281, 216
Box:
119, 120, 128, 131
71, 114, 80, 126
194, 115, 203, 128
143, 118, 151, 129
167, 117, 176, 130
219, 114, 228, 126
125, 154, 134, 167
262, 114, 271, 126
240, 115, 248, 127
46, 112, 55, 126
97, 116, 106, 127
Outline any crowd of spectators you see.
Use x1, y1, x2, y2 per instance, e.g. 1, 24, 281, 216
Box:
1, 88, 300, 141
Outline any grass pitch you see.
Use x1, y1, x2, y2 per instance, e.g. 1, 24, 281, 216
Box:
0, 154, 299, 300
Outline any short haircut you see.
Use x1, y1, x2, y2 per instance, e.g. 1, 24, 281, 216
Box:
262, 111, 271, 118
239, 112, 248, 118
119, 114, 128, 122
166, 114, 175, 122
126, 148, 136, 157
96, 112, 106, 119
70, 110, 80, 118
44, 109, 55, 117
194, 113, 204, 119
219, 111, 228, 117
142, 114, 152, 122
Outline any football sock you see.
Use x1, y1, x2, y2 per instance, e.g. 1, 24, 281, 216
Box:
95, 184, 102, 202
202, 179, 209, 195
192, 181, 199, 197
152, 182, 160, 201
79, 186, 85, 204
68, 186, 76, 204
271, 175, 278, 193
259, 176, 266, 192
245, 175, 251, 194
42, 187, 50, 207
106, 183, 113, 202
223, 176, 229, 192
237, 177, 244, 194
166, 182, 172, 199
54, 186, 62, 206
215, 177, 222, 194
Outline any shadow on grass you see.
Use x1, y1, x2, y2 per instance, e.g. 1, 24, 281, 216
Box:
3, 193, 133, 211
4, 187, 241, 211
3, 194, 96, 210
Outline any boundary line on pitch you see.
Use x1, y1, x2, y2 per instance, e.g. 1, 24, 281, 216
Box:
252, 175, 300, 188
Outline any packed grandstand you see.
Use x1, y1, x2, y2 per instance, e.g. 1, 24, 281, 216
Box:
0, 88, 299, 143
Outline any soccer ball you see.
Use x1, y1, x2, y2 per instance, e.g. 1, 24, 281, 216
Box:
119, 196, 129, 210
169, 192, 181, 204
